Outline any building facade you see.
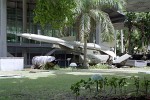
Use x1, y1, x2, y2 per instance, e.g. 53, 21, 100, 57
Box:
1, 0, 125, 67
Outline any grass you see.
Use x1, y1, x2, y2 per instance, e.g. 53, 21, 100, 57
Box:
0, 69, 150, 100
0, 73, 90, 100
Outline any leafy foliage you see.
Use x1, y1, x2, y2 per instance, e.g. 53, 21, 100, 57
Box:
124, 12, 150, 53
70, 76, 150, 98
134, 12, 150, 47
34, 0, 76, 28
75, 0, 125, 68
124, 12, 137, 53
142, 77, 150, 95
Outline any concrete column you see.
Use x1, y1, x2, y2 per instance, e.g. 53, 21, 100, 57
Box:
121, 30, 124, 53
33, 25, 37, 34
23, 0, 27, 33
22, 0, 27, 65
96, 22, 101, 45
22, 49, 27, 65
0, 0, 7, 57
38, 29, 41, 35
114, 30, 117, 55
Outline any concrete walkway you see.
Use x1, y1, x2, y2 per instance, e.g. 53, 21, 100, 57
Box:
0, 68, 150, 79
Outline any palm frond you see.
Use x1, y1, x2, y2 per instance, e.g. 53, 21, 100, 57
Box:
101, 16, 114, 42
96, 0, 126, 12
79, 13, 91, 42
89, 9, 114, 42
97, 0, 117, 9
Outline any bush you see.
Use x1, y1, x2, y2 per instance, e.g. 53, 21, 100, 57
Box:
89, 64, 110, 69
44, 63, 60, 70
70, 76, 150, 100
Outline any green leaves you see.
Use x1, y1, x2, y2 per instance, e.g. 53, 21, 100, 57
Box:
142, 77, 150, 95
71, 76, 150, 98
124, 12, 150, 52
70, 81, 82, 96
34, 0, 76, 29
124, 12, 136, 29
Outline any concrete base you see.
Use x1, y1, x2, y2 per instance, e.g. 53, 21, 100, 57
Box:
125, 60, 147, 67
0, 57, 24, 71
147, 60, 150, 66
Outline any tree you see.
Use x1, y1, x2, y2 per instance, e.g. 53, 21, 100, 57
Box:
75, 0, 125, 68
124, 12, 137, 54
34, 0, 76, 28
117, 29, 140, 54
124, 12, 150, 54
134, 12, 150, 52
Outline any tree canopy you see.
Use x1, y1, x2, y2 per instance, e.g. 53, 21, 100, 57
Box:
34, 0, 76, 28
72, 0, 125, 68
124, 12, 150, 54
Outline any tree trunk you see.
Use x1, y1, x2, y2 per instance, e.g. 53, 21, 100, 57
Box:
141, 25, 145, 50
83, 37, 89, 69
128, 28, 132, 54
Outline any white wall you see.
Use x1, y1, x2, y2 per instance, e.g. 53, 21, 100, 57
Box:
0, 57, 24, 71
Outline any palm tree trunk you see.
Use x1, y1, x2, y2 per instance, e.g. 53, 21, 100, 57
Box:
83, 37, 89, 69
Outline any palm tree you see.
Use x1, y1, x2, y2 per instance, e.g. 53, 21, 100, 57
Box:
124, 12, 137, 54
134, 12, 150, 52
74, 0, 125, 68
125, 12, 150, 53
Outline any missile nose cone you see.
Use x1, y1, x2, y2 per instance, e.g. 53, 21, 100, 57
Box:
16, 33, 32, 39
16, 34, 22, 36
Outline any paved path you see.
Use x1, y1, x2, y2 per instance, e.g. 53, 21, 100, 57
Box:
0, 68, 150, 79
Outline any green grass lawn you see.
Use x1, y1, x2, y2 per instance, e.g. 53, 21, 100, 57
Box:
0, 69, 150, 100
0, 73, 90, 100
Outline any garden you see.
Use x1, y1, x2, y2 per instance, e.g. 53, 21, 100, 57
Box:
0, 68, 150, 100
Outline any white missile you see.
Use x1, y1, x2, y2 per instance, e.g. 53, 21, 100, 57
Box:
17, 33, 101, 50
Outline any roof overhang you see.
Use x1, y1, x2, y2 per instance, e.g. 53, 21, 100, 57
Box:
102, 8, 126, 30
106, 0, 150, 29
110, 0, 150, 29
109, 11, 126, 30
126, 0, 150, 12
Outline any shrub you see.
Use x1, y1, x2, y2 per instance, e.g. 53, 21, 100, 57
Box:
70, 75, 150, 99
89, 64, 110, 69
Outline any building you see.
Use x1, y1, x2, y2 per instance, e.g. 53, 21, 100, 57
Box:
0, 0, 129, 67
